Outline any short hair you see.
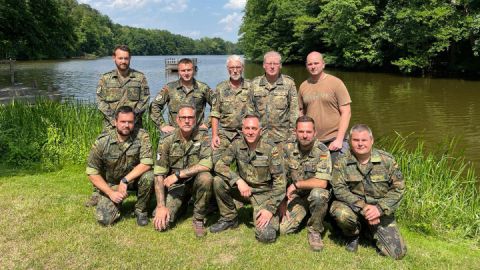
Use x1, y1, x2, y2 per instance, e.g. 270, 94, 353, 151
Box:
226, 55, 244, 67
113, 45, 130, 56
349, 124, 373, 139
296, 115, 315, 130
178, 58, 193, 66
263, 51, 282, 63
115, 106, 134, 119
242, 113, 261, 126
177, 103, 196, 114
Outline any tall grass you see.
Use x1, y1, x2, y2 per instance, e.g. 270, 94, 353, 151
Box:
0, 100, 160, 170
378, 134, 480, 240
1, 101, 478, 240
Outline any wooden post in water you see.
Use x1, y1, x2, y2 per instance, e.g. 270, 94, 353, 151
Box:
9, 58, 15, 85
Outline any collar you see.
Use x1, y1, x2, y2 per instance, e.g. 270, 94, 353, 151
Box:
172, 127, 201, 143
259, 74, 284, 86
345, 148, 381, 165
112, 68, 135, 79
239, 134, 268, 155
107, 128, 134, 145
174, 78, 199, 90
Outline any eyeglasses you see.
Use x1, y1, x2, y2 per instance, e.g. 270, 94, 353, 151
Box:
178, 116, 195, 121
264, 62, 280, 66
228, 66, 242, 71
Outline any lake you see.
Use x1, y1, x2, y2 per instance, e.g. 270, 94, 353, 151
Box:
1, 55, 479, 173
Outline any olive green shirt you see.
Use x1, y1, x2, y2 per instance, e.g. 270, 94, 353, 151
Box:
154, 128, 212, 176
150, 79, 214, 129
96, 69, 150, 127
86, 128, 153, 184
249, 74, 299, 143
210, 78, 253, 140
283, 139, 332, 184
332, 148, 405, 216
214, 135, 286, 213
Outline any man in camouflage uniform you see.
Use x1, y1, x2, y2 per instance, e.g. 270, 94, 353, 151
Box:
210, 114, 286, 243
96, 45, 150, 129
279, 116, 332, 251
150, 58, 214, 134
210, 55, 252, 163
249, 51, 299, 145
330, 124, 407, 259
86, 106, 154, 226
152, 104, 213, 238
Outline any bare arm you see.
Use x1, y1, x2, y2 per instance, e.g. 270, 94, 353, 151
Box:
154, 175, 167, 208
124, 163, 151, 183
88, 174, 125, 203
211, 117, 220, 149
295, 178, 328, 189
329, 104, 351, 151
179, 164, 209, 179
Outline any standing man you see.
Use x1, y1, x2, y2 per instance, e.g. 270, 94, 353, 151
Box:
210, 55, 252, 163
96, 45, 150, 129
298, 51, 351, 163
150, 58, 213, 134
86, 106, 154, 226
210, 114, 286, 243
250, 51, 299, 145
152, 104, 213, 238
330, 124, 407, 259
279, 116, 332, 251
87, 45, 150, 208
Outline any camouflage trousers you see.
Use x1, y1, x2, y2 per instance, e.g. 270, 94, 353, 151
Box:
212, 131, 241, 165
96, 170, 154, 226
330, 200, 407, 260
213, 176, 280, 243
165, 172, 213, 223
280, 187, 330, 235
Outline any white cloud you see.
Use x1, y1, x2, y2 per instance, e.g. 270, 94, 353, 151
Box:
77, 0, 188, 12
219, 12, 242, 32
224, 0, 246, 10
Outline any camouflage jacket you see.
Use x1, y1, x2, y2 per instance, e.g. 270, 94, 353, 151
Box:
154, 128, 212, 176
86, 128, 153, 184
214, 135, 286, 213
332, 148, 405, 216
210, 78, 252, 140
249, 74, 299, 143
283, 139, 332, 185
150, 79, 214, 129
96, 69, 150, 127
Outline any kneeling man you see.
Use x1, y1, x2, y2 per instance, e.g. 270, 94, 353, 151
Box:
330, 124, 407, 259
211, 114, 286, 243
86, 106, 154, 226
280, 116, 332, 251
153, 104, 213, 237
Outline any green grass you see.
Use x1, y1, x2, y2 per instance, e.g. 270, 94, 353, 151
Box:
0, 165, 479, 269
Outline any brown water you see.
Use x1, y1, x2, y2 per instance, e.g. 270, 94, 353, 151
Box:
1, 55, 479, 173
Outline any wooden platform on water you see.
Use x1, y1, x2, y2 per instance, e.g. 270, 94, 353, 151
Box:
165, 58, 198, 72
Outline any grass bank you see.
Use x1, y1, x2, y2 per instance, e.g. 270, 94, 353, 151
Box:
0, 100, 479, 242
0, 165, 479, 269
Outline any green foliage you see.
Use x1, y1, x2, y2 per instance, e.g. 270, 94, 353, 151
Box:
241, 0, 480, 74
0, 0, 241, 59
378, 134, 480, 239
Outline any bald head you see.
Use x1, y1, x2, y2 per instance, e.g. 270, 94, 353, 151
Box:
305, 51, 325, 79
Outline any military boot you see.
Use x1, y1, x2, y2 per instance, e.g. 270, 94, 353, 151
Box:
345, 236, 359, 252
192, 219, 207, 238
135, 210, 149, 226
210, 218, 239, 233
307, 231, 324, 252
84, 192, 100, 207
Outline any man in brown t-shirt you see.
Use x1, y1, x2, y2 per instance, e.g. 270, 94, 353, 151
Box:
298, 51, 351, 163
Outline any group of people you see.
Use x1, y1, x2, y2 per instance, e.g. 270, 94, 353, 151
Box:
85, 45, 406, 260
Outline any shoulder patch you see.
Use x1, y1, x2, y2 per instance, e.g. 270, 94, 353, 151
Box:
377, 149, 394, 159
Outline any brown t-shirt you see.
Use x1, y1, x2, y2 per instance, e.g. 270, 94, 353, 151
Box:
298, 73, 351, 142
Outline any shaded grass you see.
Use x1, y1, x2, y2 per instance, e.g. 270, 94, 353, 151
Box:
0, 166, 479, 269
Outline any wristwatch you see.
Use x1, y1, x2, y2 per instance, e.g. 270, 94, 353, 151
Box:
175, 170, 181, 180
121, 177, 128, 185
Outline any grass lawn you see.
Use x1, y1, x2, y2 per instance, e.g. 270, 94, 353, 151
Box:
0, 165, 478, 269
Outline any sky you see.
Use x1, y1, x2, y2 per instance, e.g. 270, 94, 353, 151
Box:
77, 0, 246, 42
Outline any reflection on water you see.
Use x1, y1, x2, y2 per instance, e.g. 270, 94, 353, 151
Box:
1, 55, 479, 173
